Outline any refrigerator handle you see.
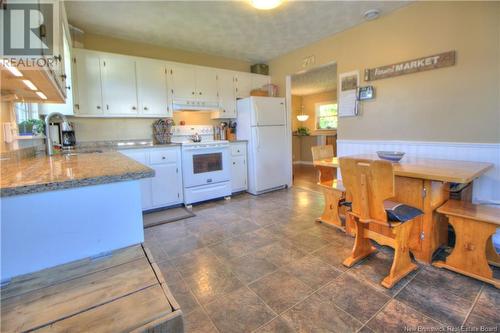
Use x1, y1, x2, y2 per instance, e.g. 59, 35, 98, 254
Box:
255, 128, 260, 151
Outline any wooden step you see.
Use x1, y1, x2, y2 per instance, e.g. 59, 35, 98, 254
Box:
1, 245, 183, 333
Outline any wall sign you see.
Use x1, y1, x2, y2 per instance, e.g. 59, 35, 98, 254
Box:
364, 51, 455, 81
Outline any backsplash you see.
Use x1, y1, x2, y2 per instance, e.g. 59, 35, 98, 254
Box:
71, 111, 226, 142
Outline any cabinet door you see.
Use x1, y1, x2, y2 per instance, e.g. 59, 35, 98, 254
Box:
196, 68, 218, 102
235, 73, 252, 98
151, 163, 182, 206
251, 74, 270, 91
217, 71, 236, 118
137, 60, 170, 116
38, 26, 73, 116
231, 155, 247, 192
120, 150, 152, 210
170, 64, 197, 100
73, 49, 103, 115
101, 55, 138, 115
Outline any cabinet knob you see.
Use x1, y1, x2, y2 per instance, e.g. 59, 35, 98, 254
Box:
199, 92, 202, 95
162, 156, 166, 160
132, 106, 137, 110
192, 92, 195, 95
144, 107, 148, 110
237, 150, 240, 153
233, 162, 235, 165
97, 106, 101, 109
54, 54, 62, 62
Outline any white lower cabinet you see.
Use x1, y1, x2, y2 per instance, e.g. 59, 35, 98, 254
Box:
120, 147, 183, 211
230, 142, 248, 193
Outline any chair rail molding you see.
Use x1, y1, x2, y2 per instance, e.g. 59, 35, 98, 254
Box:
337, 139, 500, 204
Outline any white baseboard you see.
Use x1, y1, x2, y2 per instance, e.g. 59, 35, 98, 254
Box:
293, 160, 314, 165
337, 139, 500, 204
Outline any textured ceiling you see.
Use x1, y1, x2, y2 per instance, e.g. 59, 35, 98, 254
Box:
291, 63, 337, 96
65, 1, 409, 63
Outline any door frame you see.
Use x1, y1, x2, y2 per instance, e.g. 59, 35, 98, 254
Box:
285, 61, 338, 187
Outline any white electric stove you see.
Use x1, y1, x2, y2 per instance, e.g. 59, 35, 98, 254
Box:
171, 126, 231, 205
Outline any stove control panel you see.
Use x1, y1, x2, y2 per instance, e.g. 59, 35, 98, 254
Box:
172, 125, 213, 136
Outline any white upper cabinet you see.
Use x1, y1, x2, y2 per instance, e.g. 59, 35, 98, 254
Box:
136, 60, 171, 117
216, 71, 237, 118
169, 64, 197, 100
196, 67, 218, 103
251, 74, 270, 91
38, 25, 74, 116
71, 49, 270, 118
169, 65, 218, 103
235, 73, 252, 98
73, 49, 103, 115
101, 55, 138, 115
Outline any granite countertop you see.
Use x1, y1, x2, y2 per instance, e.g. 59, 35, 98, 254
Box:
1, 152, 154, 197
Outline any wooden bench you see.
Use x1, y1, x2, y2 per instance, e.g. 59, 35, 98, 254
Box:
341, 158, 420, 289
316, 179, 347, 230
0, 244, 184, 332
434, 200, 500, 288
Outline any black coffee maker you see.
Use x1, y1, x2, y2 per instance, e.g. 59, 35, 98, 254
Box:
60, 122, 76, 149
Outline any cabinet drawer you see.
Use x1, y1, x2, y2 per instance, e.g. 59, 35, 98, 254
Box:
120, 150, 148, 164
230, 143, 246, 156
150, 149, 178, 165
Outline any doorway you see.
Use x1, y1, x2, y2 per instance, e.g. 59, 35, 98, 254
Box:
288, 63, 338, 192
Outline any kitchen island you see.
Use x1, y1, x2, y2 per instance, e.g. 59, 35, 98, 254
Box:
0, 151, 154, 281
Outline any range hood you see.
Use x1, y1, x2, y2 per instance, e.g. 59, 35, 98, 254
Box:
172, 98, 221, 112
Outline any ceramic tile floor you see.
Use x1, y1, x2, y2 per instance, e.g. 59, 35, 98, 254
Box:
144, 188, 500, 333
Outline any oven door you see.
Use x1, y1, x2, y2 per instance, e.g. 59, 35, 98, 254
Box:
182, 146, 231, 188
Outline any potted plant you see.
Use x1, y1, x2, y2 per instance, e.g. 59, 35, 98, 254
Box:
18, 119, 45, 136
296, 126, 310, 136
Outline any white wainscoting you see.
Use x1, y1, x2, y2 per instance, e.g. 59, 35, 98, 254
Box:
337, 140, 500, 204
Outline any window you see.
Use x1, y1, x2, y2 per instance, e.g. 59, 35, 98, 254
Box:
14, 102, 40, 135
315, 102, 338, 130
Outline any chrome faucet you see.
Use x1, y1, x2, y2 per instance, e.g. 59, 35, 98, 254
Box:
45, 112, 67, 156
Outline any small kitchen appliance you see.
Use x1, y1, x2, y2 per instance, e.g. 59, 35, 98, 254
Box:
60, 122, 76, 149
48, 120, 76, 150
171, 125, 231, 205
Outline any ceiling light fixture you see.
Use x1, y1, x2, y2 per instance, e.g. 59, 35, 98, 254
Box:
297, 114, 309, 122
22, 80, 38, 91
296, 105, 309, 122
363, 9, 380, 21
250, 0, 283, 10
36, 91, 47, 100
1, 60, 23, 77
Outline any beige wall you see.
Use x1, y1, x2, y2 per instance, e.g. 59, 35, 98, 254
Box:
293, 90, 337, 132
269, 2, 500, 143
71, 34, 251, 141
83, 33, 251, 72
291, 94, 303, 131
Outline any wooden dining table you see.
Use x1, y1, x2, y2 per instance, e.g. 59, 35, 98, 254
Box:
314, 154, 494, 264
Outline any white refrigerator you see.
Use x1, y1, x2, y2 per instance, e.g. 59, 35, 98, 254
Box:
237, 97, 289, 195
